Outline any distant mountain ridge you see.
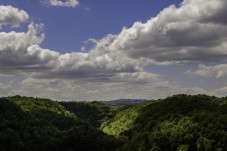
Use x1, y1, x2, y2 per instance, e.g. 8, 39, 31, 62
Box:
102, 99, 149, 105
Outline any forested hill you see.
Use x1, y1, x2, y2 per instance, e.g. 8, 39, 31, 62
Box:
1, 94, 227, 151
102, 94, 227, 151
60, 101, 116, 128
0, 96, 119, 151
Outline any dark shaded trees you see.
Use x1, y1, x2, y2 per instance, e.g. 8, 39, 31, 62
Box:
0, 97, 119, 151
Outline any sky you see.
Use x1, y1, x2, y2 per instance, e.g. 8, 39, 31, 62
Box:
0, 0, 227, 101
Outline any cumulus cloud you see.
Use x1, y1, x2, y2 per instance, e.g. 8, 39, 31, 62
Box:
1, 0, 227, 100
0, 22, 144, 82
2, 0, 227, 81
213, 87, 227, 97
0, 23, 54, 73
0, 82, 9, 91
49, 0, 79, 7
185, 64, 227, 78
0, 5, 29, 28
0, 4, 147, 83
113, 72, 159, 83
105, 0, 227, 64
0, 81, 12, 96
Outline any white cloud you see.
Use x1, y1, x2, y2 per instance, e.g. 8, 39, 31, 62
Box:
113, 72, 159, 83
0, 5, 29, 28
2, 76, 208, 101
49, 0, 79, 7
0, 23, 51, 73
213, 87, 227, 97
105, 0, 227, 64
2, 0, 227, 81
185, 64, 227, 78
0, 82, 8, 90
182, 87, 208, 95
1, 0, 227, 100
0, 22, 144, 82
0, 82, 11, 96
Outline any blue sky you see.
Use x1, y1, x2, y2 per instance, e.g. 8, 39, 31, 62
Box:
0, 0, 182, 52
0, 0, 227, 101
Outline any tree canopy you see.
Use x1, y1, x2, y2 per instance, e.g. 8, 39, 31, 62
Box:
1, 94, 227, 151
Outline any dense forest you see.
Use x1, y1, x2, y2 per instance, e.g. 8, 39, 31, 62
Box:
1, 94, 227, 151
0, 96, 118, 151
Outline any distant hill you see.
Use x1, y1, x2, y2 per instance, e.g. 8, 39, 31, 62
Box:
102, 99, 149, 105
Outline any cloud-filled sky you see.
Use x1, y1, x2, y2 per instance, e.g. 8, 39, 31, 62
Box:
0, 0, 227, 101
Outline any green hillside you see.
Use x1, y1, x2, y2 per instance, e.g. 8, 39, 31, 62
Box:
60, 101, 115, 127
1, 94, 227, 151
8, 96, 75, 117
103, 94, 227, 151
0, 96, 119, 151
101, 102, 150, 137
